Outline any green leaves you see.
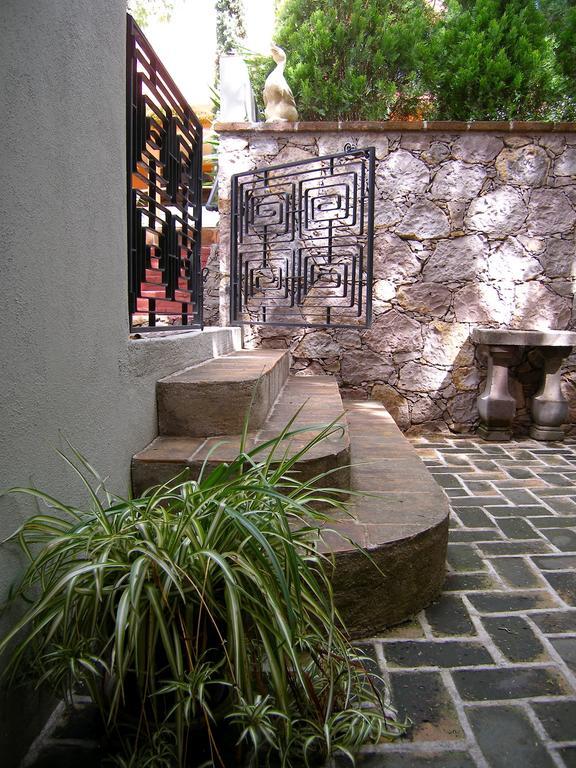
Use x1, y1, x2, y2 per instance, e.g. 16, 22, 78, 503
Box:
251, 0, 576, 121
424, 0, 567, 119
0, 434, 404, 765
248, 0, 435, 120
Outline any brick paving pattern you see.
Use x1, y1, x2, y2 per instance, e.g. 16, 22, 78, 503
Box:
347, 436, 576, 768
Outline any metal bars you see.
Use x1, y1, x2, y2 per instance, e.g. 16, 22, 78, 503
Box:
126, 15, 203, 332
230, 148, 375, 329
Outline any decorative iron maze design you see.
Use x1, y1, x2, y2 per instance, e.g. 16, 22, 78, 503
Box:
230, 148, 375, 328
127, 16, 204, 331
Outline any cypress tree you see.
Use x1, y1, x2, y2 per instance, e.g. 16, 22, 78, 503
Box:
425, 0, 566, 120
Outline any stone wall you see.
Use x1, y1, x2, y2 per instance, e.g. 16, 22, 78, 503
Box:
213, 122, 576, 434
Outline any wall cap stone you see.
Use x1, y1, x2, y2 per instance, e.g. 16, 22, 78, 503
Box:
215, 120, 576, 134
472, 328, 576, 346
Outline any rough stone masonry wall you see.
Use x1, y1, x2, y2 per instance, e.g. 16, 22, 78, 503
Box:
212, 122, 576, 434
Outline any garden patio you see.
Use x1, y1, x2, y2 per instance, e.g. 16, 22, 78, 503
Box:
23, 434, 576, 768
2, 1, 576, 766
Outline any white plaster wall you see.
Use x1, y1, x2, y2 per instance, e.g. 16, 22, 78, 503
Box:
0, 3, 239, 761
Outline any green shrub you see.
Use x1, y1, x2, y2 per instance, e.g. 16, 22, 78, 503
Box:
252, 0, 575, 122
249, 0, 434, 121
425, 0, 569, 120
0, 434, 404, 766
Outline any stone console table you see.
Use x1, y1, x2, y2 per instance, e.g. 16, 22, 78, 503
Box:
472, 328, 576, 441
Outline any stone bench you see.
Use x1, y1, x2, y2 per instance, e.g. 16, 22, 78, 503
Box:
471, 327, 576, 441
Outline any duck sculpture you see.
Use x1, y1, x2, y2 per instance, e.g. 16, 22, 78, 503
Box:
263, 44, 299, 122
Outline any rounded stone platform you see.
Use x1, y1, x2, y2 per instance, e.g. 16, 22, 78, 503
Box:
132, 346, 449, 640
320, 400, 450, 638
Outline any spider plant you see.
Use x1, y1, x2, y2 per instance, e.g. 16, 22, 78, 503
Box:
0, 423, 404, 766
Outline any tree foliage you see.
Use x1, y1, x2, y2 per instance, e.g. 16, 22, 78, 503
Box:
127, 0, 175, 27
540, 0, 576, 107
215, 0, 247, 56
256, 0, 575, 121
425, 0, 570, 120
251, 0, 434, 121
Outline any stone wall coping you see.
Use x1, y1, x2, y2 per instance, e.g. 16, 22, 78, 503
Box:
472, 328, 576, 347
215, 120, 576, 134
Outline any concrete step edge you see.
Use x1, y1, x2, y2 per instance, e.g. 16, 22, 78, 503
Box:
134, 375, 350, 494
157, 349, 290, 437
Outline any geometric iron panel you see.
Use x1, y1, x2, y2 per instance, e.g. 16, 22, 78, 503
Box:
126, 15, 203, 332
230, 148, 375, 328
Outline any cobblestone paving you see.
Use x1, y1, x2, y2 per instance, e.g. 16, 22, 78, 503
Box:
349, 436, 576, 768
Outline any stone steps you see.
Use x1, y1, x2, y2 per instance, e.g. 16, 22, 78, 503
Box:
319, 400, 450, 637
157, 348, 289, 437
131, 348, 449, 637
132, 374, 350, 495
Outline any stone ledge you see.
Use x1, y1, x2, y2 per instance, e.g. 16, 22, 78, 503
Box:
215, 120, 576, 134
133, 374, 351, 495
156, 349, 290, 437
472, 328, 576, 347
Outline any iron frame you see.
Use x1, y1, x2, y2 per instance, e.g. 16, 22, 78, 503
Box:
126, 15, 204, 333
230, 147, 375, 329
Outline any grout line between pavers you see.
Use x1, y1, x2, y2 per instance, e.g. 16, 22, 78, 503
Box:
538, 631, 576, 638
440, 668, 489, 768
457, 607, 566, 617
379, 634, 498, 645
549, 739, 576, 747
357, 740, 472, 754
518, 702, 569, 768
462, 696, 576, 706
373, 639, 395, 712
481, 557, 509, 588
418, 610, 435, 640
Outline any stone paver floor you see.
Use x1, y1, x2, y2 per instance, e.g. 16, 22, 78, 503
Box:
346, 435, 576, 768
23, 435, 576, 768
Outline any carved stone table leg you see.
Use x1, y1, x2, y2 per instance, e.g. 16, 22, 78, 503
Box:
477, 345, 517, 441
530, 346, 572, 442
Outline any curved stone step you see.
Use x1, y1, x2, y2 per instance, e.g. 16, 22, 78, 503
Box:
157, 349, 290, 437
133, 375, 350, 495
319, 399, 450, 638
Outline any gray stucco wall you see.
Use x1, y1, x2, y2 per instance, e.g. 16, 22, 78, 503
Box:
0, 3, 240, 762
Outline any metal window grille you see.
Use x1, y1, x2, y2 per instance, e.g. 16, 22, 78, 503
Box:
230, 148, 375, 329
126, 15, 203, 332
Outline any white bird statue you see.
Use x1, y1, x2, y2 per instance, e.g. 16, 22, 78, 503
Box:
263, 44, 299, 122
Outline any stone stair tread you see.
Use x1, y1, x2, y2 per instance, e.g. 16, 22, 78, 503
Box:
133, 375, 349, 491
159, 348, 287, 384
318, 399, 450, 637
157, 349, 290, 437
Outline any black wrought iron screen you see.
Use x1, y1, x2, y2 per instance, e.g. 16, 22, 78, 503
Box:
230, 148, 375, 328
127, 15, 203, 332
